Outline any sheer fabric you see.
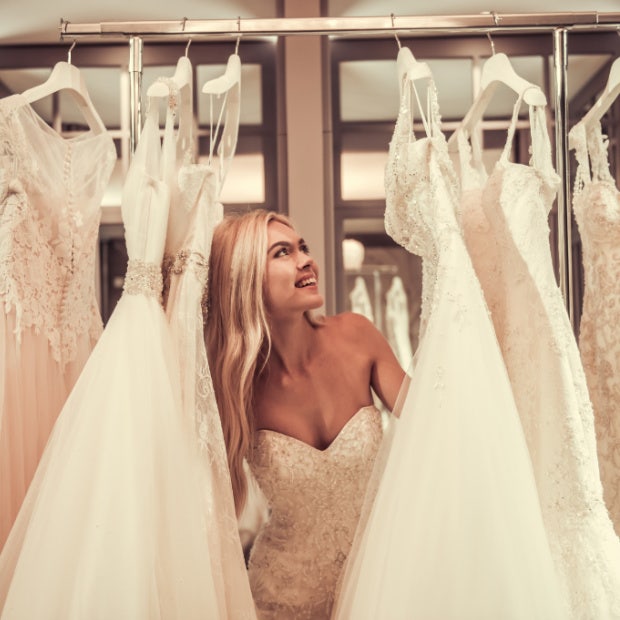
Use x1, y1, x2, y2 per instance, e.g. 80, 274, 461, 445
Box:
333, 74, 567, 620
248, 405, 382, 619
457, 100, 620, 619
570, 121, 620, 537
0, 92, 242, 619
0, 95, 115, 548
159, 63, 255, 619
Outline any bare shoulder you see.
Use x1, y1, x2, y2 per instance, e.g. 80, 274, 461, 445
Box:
322, 312, 386, 347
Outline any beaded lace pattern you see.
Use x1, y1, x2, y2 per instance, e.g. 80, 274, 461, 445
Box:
0, 95, 116, 365
248, 406, 382, 619
457, 98, 620, 617
157, 69, 253, 619
570, 120, 620, 538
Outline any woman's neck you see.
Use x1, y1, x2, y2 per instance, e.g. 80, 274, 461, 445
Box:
268, 313, 317, 376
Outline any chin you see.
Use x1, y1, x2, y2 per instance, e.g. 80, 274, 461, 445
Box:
308, 293, 324, 309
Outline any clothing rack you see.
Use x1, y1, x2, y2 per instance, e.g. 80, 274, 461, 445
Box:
59, 12, 620, 326
59, 13, 620, 37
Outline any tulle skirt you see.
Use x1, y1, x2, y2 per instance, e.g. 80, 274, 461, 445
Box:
0, 294, 239, 619
164, 265, 256, 620
333, 245, 569, 620
0, 311, 96, 549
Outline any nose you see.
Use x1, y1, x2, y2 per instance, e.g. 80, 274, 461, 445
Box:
298, 254, 312, 270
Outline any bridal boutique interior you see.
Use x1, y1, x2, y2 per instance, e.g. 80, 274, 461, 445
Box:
2, 1, 620, 617
0, 1, 618, 329
2, 1, 618, 329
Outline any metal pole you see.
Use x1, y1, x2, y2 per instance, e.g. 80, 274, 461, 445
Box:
553, 27, 574, 327
59, 13, 620, 39
128, 36, 143, 156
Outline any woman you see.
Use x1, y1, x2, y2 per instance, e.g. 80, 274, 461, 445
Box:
205, 209, 405, 619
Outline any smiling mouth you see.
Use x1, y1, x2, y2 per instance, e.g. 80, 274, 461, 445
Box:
295, 276, 317, 288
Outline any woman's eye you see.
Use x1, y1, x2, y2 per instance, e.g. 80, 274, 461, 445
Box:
300, 244, 311, 255
274, 247, 289, 258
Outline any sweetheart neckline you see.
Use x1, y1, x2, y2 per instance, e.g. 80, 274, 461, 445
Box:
256, 405, 379, 453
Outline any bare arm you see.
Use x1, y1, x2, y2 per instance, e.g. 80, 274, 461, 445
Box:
347, 313, 407, 413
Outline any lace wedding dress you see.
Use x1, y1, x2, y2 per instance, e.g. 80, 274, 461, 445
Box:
456, 97, 620, 618
248, 405, 382, 619
0, 95, 115, 548
333, 69, 567, 620
0, 90, 243, 620
570, 120, 620, 537
158, 59, 255, 620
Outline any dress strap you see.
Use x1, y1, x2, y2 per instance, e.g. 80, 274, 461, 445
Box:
206, 64, 241, 187
499, 89, 528, 164
587, 122, 615, 185
156, 80, 180, 188
568, 122, 591, 195
528, 102, 558, 187
402, 76, 441, 141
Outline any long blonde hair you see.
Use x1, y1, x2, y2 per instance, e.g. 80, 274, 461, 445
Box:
206, 209, 293, 514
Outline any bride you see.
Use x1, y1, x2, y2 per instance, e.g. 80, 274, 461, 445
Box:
205, 208, 405, 619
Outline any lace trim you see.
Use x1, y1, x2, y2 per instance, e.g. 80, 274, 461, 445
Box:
123, 259, 163, 301
162, 249, 210, 320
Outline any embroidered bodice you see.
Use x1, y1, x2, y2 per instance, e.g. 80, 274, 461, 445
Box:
247, 405, 382, 619
120, 94, 172, 299
0, 95, 116, 364
570, 120, 620, 535
384, 77, 460, 342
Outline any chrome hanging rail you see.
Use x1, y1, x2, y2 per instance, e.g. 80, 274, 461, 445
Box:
59, 12, 620, 39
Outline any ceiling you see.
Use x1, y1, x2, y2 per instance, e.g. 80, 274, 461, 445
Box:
2, 0, 619, 44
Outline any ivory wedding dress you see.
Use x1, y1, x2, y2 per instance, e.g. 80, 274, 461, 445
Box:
570, 120, 620, 538
0, 95, 115, 548
456, 97, 620, 619
333, 68, 567, 620
158, 59, 255, 619
0, 89, 248, 620
248, 405, 382, 619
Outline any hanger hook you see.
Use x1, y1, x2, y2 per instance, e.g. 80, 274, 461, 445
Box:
486, 31, 496, 56
390, 13, 402, 49
67, 40, 77, 64
235, 16, 241, 54
185, 38, 192, 57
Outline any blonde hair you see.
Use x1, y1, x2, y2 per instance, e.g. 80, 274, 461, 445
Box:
206, 209, 295, 514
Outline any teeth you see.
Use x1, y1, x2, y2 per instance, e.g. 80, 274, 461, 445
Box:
296, 277, 316, 288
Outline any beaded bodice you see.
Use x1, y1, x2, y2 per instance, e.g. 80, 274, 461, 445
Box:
247, 405, 382, 619
384, 77, 460, 341
0, 95, 116, 364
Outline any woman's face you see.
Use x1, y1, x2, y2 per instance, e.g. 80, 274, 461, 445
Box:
264, 220, 323, 318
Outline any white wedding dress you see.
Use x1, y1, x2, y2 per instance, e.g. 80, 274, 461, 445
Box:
570, 120, 620, 537
456, 96, 620, 619
158, 59, 256, 620
0, 89, 246, 619
333, 67, 567, 620
0, 95, 116, 548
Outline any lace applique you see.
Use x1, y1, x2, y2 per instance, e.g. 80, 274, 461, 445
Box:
384, 78, 460, 338
247, 407, 382, 619
0, 101, 116, 364
162, 249, 209, 320
463, 107, 620, 615
123, 259, 163, 301
570, 120, 620, 536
